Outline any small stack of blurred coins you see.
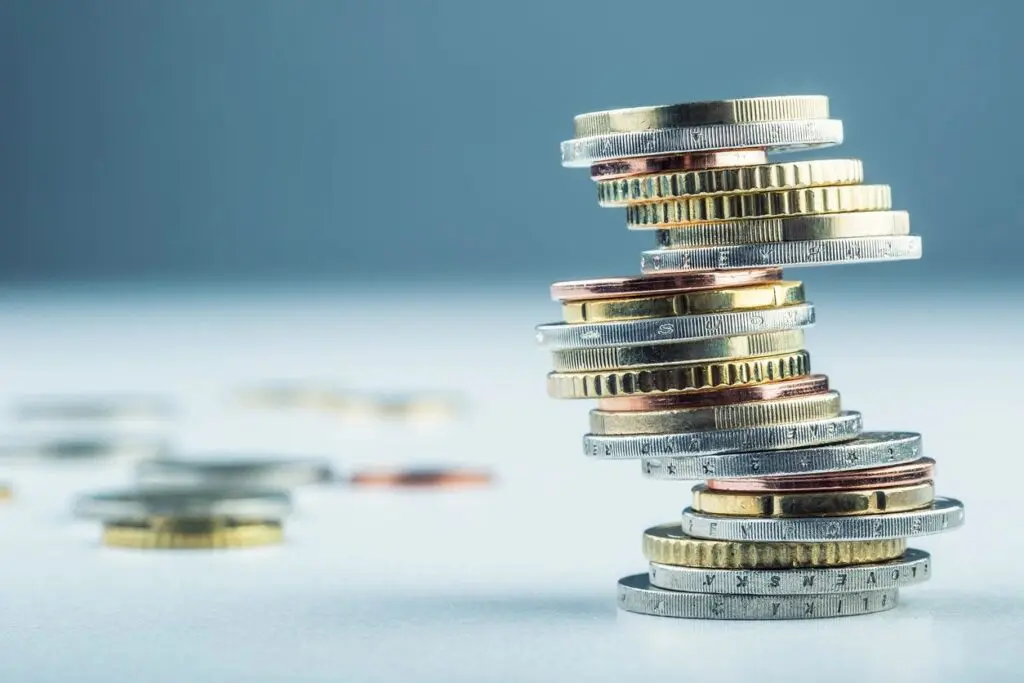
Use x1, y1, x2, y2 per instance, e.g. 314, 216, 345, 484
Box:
538, 95, 965, 620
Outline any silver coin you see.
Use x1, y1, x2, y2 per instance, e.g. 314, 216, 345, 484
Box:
561, 119, 844, 167
584, 412, 862, 460
641, 431, 922, 480
0, 435, 172, 462
15, 395, 176, 421
618, 574, 898, 620
648, 548, 931, 594
73, 487, 293, 523
641, 236, 922, 273
681, 497, 965, 542
535, 304, 814, 350
136, 456, 336, 489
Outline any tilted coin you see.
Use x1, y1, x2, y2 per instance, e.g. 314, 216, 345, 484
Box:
585, 411, 861, 460
550, 330, 805, 372
642, 522, 906, 568
618, 574, 898, 620
598, 159, 864, 206
691, 481, 935, 517
136, 456, 336, 489
641, 432, 923, 480
626, 185, 892, 228
600, 375, 830, 411
550, 269, 783, 302
681, 497, 965, 542
73, 487, 293, 523
655, 211, 910, 247
590, 150, 769, 180
648, 548, 930, 594
642, 235, 922, 272
707, 457, 935, 492
548, 351, 810, 399
589, 391, 840, 435
536, 304, 814, 350
561, 281, 804, 323
561, 119, 844, 167
573, 95, 830, 137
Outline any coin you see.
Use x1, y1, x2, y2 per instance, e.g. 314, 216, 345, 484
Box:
561, 281, 804, 322
136, 456, 336, 489
597, 159, 864, 206
348, 466, 493, 489
551, 330, 806, 372
681, 497, 965, 542
654, 211, 910, 247
691, 481, 935, 517
641, 522, 906, 568
626, 185, 892, 228
15, 394, 176, 421
641, 432, 923, 480
549, 269, 782, 301
589, 392, 840, 435
641, 235, 922, 272
706, 457, 935, 492
600, 375, 829, 411
102, 519, 284, 550
585, 412, 862, 459
617, 573, 898, 620
548, 350, 811, 399
536, 304, 814, 350
648, 548, 930, 594
590, 150, 769, 180
573, 96, 830, 137
562, 119, 844, 166
73, 487, 292, 523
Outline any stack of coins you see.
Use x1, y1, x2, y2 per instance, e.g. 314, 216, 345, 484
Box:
74, 488, 292, 549
539, 95, 965, 619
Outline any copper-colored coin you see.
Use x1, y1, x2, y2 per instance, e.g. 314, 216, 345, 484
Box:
597, 375, 829, 412
550, 269, 782, 302
348, 467, 493, 489
589, 150, 770, 180
706, 458, 936, 493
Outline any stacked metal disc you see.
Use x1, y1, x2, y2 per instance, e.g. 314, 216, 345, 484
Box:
539, 95, 965, 620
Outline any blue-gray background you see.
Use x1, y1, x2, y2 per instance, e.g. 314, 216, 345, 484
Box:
2, 0, 1021, 284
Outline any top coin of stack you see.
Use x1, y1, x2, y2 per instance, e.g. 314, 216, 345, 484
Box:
539, 95, 964, 620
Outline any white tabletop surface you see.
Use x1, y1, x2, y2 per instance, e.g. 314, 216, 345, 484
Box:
0, 280, 1018, 683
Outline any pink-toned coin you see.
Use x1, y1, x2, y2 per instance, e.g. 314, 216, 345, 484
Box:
707, 458, 937, 493
597, 375, 830, 412
550, 269, 782, 302
590, 150, 769, 180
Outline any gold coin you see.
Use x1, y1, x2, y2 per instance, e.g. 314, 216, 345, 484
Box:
546, 350, 810, 399
574, 96, 829, 138
102, 518, 284, 550
655, 211, 911, 247
562, 281, 803, 323
597, 159, 863, 206
642, 522, 906, 568
551, 330, 805, 372
590, 391, 839, 435
626, 185, 892, 229
691, 482, 935, 517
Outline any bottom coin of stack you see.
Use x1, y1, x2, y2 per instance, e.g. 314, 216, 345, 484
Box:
73, 488, 292, 549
